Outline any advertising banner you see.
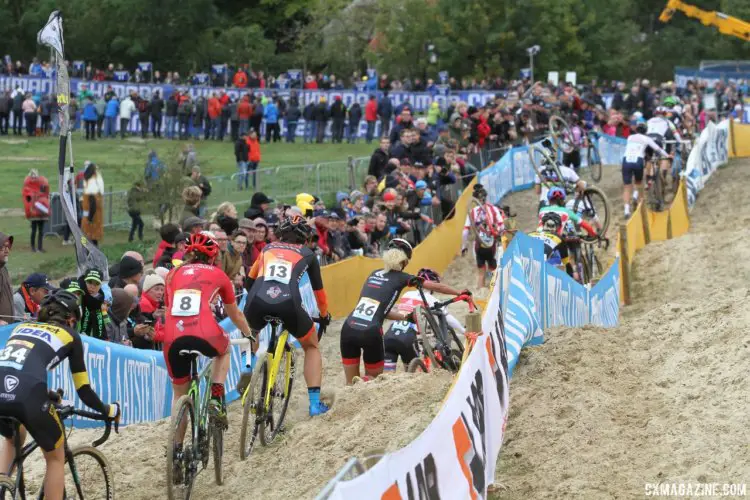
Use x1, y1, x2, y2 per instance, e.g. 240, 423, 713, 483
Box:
684, 120, 730, 209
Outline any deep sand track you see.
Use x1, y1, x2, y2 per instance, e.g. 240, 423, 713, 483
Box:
495, 159, 750, 498
20, 162, 748, 498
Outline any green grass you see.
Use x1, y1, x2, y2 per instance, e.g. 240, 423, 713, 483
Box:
1, 137, 373, 281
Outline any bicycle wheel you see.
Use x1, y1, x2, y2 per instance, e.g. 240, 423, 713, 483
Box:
527, 143, 561, 187
572, 186, 610, 241
407, 358, 428, 373
569, 245, 586, 285
0, 475, 15, 499
549, 115, 574, 154
647, 168, 665, 212
448, 327, 465, 356
588, 145, 602, 182
64, 446, 114, 500
166, 395, 196, 500
211, 425, 223, 486
240, 353, 267, 460
413, 306, 441, 371
259, 345, 296, 447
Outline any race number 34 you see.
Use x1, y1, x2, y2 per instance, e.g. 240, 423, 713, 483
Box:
171, 289, 201, 316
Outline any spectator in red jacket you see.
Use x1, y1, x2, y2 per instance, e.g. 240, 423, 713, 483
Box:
233, 68, 248, 88
218, 90, 230, 106
365, 95, 378, 144
207, 93, 222, 139
237, 96, 252, 135
477, 114, 491, 148
245, 129, 262, 189
304, 74, 318, 89
22, 169, 50, 253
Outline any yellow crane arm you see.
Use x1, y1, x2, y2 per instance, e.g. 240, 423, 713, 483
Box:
659, 0, 750, 41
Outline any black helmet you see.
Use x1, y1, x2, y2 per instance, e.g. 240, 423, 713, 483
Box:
388, 238, 413, 260
541, 212, 563, 233
417, 268, 440, 283
636, 123, 647, 134
40, 290, 82, 322
277, 215, 313, 244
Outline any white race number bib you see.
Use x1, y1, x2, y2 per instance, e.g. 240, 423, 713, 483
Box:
264, 259, 292, 285
352, 297, 380, 322
171, 289, 201, 316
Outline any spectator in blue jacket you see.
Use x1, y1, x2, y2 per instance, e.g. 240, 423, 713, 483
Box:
264, 99, 280, 142
377, 94, 393, 139
82, 97, 98, 140
104, 97, 119, 138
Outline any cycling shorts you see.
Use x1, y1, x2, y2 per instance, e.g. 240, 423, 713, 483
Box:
475, 245, 497, 270
340, 322, 384, 371
165, 334, 228, 385
622, 158, 645, 184
383, 326, 418, 366
647, 133, 673, 155
245, 295, 316, 343
0, 371, 64, 452
562, 150, 581, 170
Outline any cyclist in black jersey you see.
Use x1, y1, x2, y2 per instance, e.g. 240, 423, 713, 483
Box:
340, 239, 467, 384
0, 290, 120, 500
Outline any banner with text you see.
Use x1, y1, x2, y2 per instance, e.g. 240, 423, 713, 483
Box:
684, 120, 730, 209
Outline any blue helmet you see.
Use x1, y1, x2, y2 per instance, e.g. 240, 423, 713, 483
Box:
547, 186, 566, 203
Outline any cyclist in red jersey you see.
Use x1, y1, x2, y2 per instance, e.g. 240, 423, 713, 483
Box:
154, 232, 254, 427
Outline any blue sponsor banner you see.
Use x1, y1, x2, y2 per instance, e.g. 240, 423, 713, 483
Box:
113, 71, 130, 82
589, 258, 620, 327
212, 64, 226, 74
544, 263, 589, 329
73, 60, 85, 71
0, 275, 319, 428
438, 70, 449, 83
138, 62, 152, 72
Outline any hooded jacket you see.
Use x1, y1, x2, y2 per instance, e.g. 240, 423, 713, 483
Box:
0, 233, 13, 323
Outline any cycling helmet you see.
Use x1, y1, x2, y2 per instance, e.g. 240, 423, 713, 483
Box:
655, 106, 666, 115
547, 186, 566, 203
541, 212, 563, 233
277, 215, 313, 244
40, 289, 82, 322
417, 268, 440, 283
185, 232, 219, 260
663, 96, 678, 108
636, 123, 647, 134
388, 238, 413, 260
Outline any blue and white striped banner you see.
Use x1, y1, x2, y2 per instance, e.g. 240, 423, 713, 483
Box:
502, 255, 544, 376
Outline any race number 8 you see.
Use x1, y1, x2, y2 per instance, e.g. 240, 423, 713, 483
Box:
171, 289, 201, 316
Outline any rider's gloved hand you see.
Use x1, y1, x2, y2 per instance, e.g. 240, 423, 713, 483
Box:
405, 310, 417, 324
107, 402, 121, 422
241, 330, 257, 342
460, 289, 473, 297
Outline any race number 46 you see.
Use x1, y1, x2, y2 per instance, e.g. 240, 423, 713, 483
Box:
352, 297, 380, 322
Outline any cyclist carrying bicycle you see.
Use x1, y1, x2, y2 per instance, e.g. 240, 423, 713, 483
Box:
156, 232, 254, 429
538, 187, 598, 239
462, 184, 505, 289
0, 290, 120, 500
534, 138, 587, 211
529, 213, 575, 279
622, 122, 671, 218
340, 239, 467, 385
382, 268, 466, 372
243, 216, 332, 417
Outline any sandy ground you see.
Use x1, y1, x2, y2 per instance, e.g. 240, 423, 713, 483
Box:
494, 159, 750, 498
19, 255, 481, 499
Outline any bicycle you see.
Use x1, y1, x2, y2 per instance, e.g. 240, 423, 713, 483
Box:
239, 317, 325, 460
567, 235, 609, 285
528, 143, 611, 241
166, 337, 250, 500
408, 284, 476, 374
585, 130, 603, 182
0, 390, 118, 499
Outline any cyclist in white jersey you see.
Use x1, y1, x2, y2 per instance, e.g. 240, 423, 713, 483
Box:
382, 268, 465, 371
646, 108, 682, 180
621, 123, 671, 218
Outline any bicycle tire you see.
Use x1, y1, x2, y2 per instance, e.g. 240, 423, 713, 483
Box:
572, 186, 610, 242
414, 306, 440, 371
407, 358, 428, 373
166, 395, 196, 500
211, 425, 223, 486
64, 446, 114, 500
448, 327, 465, 356
239, 353, 267, 460
588, 145, 602, 182
528, 143, 561, 188
259, 345, 295, 447
0, 475, 15, 499
647, 167, 666, 212
549, 115, 575, 154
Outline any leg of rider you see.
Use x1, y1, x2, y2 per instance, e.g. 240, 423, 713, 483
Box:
363, 330, 385, 380
210, 349, 231, 406
42, 446, 65, 500
299, 326, 325, 404
343, 363, 360, 385
623, 183, 632, 217
0, 427, 24, 474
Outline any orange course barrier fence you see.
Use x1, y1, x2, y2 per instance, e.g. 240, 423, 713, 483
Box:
617, 179, 691, 304
323, 180, 476, 318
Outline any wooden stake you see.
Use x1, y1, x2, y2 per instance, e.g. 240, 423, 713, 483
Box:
639, 201, 651, 245
619, 226, 632, 306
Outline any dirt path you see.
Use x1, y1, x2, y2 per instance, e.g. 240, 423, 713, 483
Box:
494, 159, 750, 498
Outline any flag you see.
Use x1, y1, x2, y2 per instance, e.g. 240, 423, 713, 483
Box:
37, 11, 64, 58
138, 61, 152, 71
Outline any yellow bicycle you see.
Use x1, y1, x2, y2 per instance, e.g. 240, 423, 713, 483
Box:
239, 317, 297, 459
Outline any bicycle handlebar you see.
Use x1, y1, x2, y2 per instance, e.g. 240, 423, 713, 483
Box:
415, 281, 477, 313
50, 389, 119, 448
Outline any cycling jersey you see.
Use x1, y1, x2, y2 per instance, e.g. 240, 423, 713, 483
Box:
341, 270, 417, 369
158, 263, 236, 383
0, 321, 109, 451
244, 242, 328, 342
535, 165, 580, 202
528, 231, 570, 268
538, 205, 597, 238
623, 133, 669, 163
462, 204, 505, 250
646, 117, 681, 153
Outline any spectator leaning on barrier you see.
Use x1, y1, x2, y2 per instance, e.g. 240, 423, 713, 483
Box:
0, 234, 12, 325
12, 273, 53, 322
105, 288, 136, 345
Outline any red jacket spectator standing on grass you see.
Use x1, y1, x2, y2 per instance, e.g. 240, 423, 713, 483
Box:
22, 169, 50, 253
219, 90, 230, 107
233, 68, 248, 88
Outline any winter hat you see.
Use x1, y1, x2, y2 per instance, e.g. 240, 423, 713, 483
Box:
154, 267, 170, 280
119, 256, 144, 280
143, 273, 165, 293
415, 180, 428, 190
160, 223, 181, 244
383, 190, 397, 202
336, 191, 350, 205
109, 288, 135, 322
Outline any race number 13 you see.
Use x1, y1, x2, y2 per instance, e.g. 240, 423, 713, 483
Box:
264, 259, 292, 285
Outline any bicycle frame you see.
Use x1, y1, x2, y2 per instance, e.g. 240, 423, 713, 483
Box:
188, 356, 214, 438
240, 323, 292, 409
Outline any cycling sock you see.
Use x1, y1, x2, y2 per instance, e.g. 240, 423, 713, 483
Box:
624, 204, 631, 216
210, 383, 225, 403
308, 387, 321, 407
632, 189, 639, 201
